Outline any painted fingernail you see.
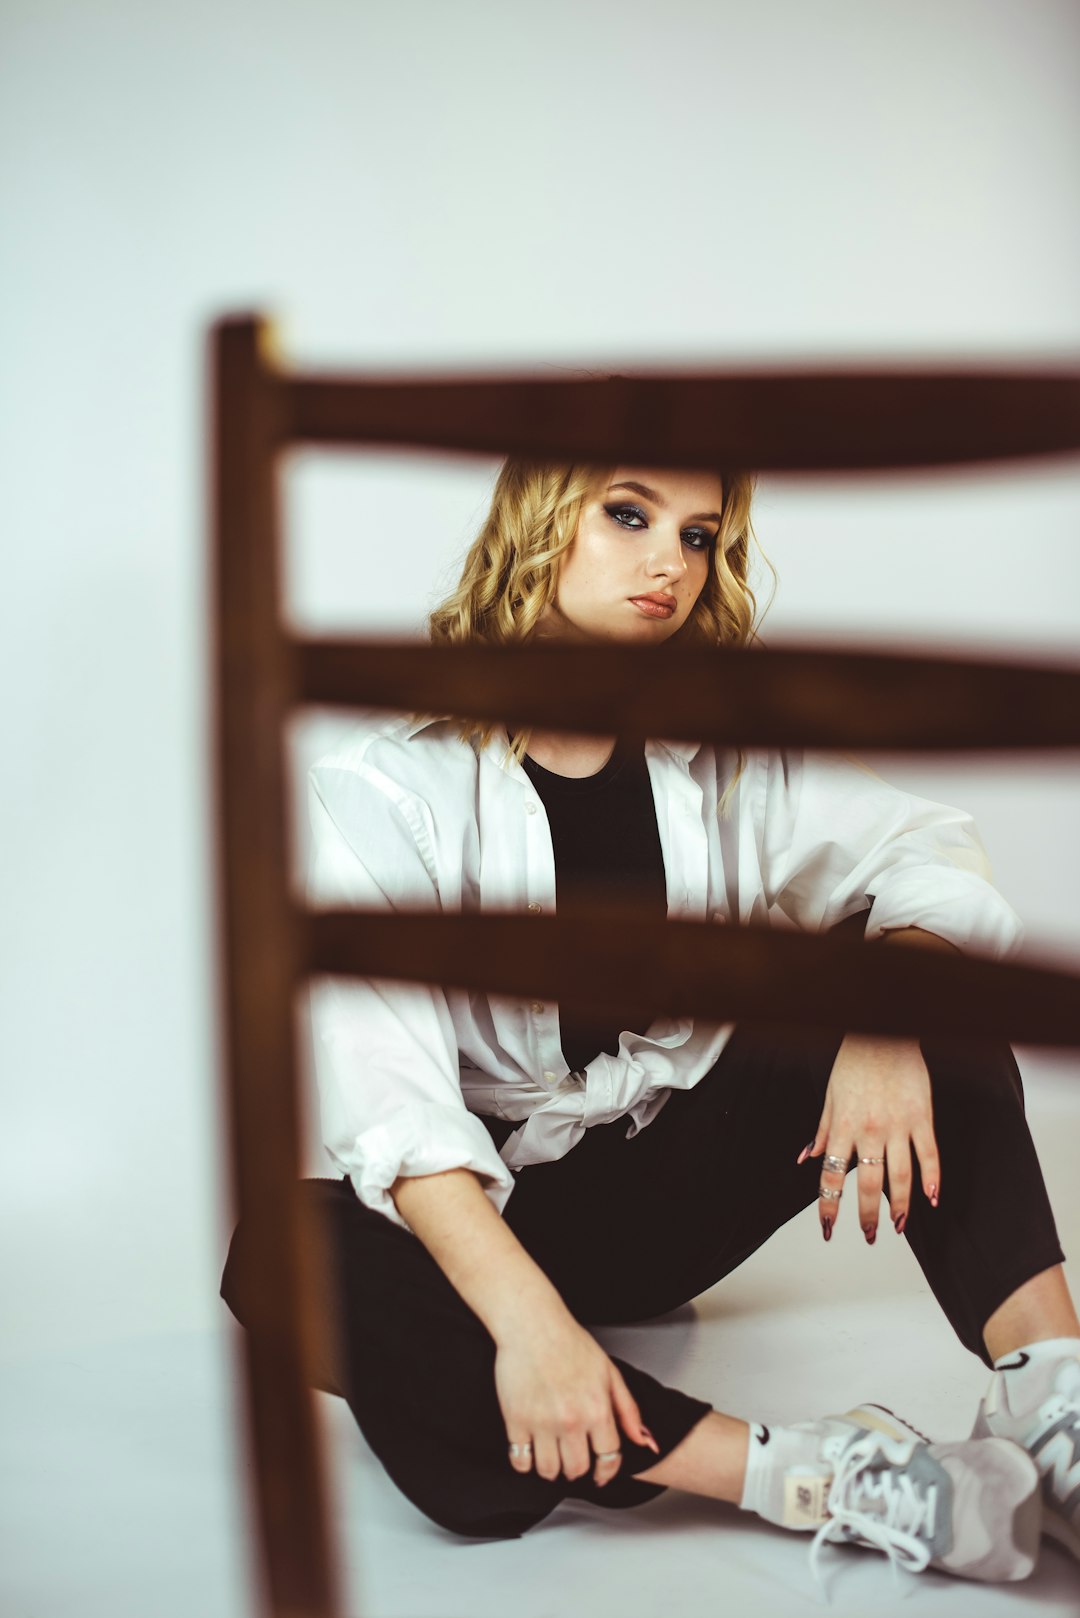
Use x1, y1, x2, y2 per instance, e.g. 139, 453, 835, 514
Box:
863, 1223, 877, 1246
796, 1139, 815, 1165
894, 1211, 907, 1235
640, 1426, 660, 1453
822, 1217, 833, 1242
928, 1183, 939, 1208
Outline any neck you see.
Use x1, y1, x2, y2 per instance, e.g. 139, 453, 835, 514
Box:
520, 729, 617, 778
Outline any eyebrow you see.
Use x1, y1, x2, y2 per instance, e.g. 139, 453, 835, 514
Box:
607, 481, 721, 525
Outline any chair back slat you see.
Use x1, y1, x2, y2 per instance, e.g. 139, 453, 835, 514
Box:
295, 639, 1080, 751
302, 909, 1080, 1049
285, 369, 1080, 469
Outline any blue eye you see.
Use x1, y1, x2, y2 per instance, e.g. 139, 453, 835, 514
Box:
604, 503, 715, 552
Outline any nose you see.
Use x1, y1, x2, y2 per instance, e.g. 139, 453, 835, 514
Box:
647, 523, 688, 583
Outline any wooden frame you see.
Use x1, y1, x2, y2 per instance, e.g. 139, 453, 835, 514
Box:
210, 312, 1080, 1616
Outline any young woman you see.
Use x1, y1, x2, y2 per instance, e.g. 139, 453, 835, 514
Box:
222, 459, 1080, 1588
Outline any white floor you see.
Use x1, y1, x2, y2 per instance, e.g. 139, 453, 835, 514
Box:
4, 1059, 1080, 1618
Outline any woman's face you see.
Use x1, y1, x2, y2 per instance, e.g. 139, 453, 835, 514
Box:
537, 466, 722, 644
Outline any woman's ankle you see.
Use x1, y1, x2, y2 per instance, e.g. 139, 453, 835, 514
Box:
631, 1411, 750, 1503
983, 1265, 1080, 1362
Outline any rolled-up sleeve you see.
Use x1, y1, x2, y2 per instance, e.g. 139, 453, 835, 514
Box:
307, 764, 516, 1230
757, 749, 1025, 958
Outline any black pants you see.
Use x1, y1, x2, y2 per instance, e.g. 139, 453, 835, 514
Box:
221, 948, 1066, 1541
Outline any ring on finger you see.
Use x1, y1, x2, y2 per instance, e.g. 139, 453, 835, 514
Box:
508, 1442, 533, 1460
595, 1449, 621, 1464
818, 1184, 843, 1201
822, 1152, 849, 1174
859, 1155, 885, 1165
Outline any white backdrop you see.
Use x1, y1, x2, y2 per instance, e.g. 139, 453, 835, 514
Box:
2, 0, 1079, 1364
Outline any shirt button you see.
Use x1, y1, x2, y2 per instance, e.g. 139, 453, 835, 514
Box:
527, 901, 543, 914
525, 801, 537, 815
531, 1001, 545, 1014
543, 1070, 557, 1082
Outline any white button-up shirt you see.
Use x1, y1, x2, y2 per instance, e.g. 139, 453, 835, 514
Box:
306, 714, 1024, 1230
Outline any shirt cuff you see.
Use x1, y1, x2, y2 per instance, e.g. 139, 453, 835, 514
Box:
333, 1101, 518, 1232
862, 867, 1025, 959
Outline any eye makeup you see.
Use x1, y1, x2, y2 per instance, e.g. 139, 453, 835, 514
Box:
603, 502, 716, 551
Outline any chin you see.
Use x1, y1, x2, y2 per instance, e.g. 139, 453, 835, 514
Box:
612, 624, 680, 645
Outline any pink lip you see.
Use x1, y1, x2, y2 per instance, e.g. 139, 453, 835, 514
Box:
630, 594, 677, 619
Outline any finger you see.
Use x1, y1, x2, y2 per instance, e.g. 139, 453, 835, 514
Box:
888, 1136, 914, 1234
818, 1134, 852, 1241
589, 1421, 624, 1487
533, 1432, 561, 1483
797, 1097, 831, 1165
912, 1121, 941, 1208
855, 1147, 886, 1243
558, 1432, 592, 1482
507, 1434, 535, 1474
610, 1364, 660, 1454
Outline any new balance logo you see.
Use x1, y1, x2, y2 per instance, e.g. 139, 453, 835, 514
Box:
1031, 1424, 1080, 1503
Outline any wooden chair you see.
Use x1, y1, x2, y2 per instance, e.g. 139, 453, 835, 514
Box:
209, 313, 1080, 1616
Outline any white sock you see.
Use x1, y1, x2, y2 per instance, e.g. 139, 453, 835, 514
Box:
740, 1421, 834, 1530
993, 1335, 1080, 1372
988, 1335, 1080, 1420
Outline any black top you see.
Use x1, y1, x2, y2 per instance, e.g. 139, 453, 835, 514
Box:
521, 737, 668, 1074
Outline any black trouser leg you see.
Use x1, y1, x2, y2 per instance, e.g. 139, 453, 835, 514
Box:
502, 1013, 1065, 1368
888, 1032, 1066, 1367
220, 1178, 713, 1540
220, 926, 1068, 1534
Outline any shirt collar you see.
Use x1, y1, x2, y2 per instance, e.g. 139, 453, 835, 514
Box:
649, 736, 701, 765
401, 714, 701, 768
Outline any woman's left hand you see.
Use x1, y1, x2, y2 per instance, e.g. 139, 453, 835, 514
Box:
799, 1033, 941, 1243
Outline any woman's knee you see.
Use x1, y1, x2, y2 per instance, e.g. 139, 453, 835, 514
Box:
220, 1178, 352, 1319
919, 1034, 1026, 1115
219, 1181, 355, 1394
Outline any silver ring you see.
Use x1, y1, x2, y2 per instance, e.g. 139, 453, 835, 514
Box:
595, 1449, 621, 1463
508, 1441, 533, 1459
822, 1153, 849, 1174
859, 1155, 886, 1166
818, 1184, 843, 1201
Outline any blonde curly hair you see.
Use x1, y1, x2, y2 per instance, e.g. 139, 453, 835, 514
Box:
427, 456, 775, 816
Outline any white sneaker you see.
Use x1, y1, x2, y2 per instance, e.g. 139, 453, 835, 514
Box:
785, 1403, 1042, 1591
972, 1350, 1080, 1564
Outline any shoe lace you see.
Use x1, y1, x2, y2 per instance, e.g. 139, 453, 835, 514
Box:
808, 1433, 936, 1600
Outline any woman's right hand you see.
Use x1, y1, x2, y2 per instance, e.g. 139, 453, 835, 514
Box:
494, 1306, 660, 1488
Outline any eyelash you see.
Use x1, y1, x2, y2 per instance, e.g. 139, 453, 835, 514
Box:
603, 503, 715, 552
